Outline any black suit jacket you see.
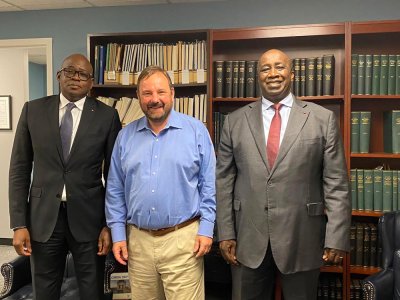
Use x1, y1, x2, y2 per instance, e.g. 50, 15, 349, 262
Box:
9, 95, 121, 242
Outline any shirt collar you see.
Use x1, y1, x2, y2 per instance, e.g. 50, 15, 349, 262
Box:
261, 93, 294, 111
59, 93, 86, 111
137, 109, 183, 132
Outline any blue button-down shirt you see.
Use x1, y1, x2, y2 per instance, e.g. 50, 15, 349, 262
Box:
106, 110, 216, 242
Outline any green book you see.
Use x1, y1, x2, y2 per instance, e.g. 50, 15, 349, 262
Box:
300, 58, 306, 96
383, 170, 393, 212
255, 62, 261, 98
231, 61, 239, 98
238, 60, 246, 98
351, 111, 361, 153
396, 55, 400, 95
214, 60, 224, 98
294, 58, 301, 97
357, 169, 364, 211
380, 54, 389, 95
359, 111, 371, 153
245, 60, 256, 98
322, 54, 335, 95
365, 54, 373, 95
398, 170, 400, 211
350, 169, 357, 210
355, 223, 364, 266
357, 54, 365, 95
383, 110, 400, 154
373, 169, 383, 212
305, 57, 316, 96
393, 170, 398, 211
388, 54, 396, 95
224, 60, 233, 98
372, 54, 381, 95
316, 57, 323, 96
363, 169, 373, 211
351, 54, 358, 95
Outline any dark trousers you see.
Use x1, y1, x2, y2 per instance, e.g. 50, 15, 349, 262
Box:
30, 202, 105, 300
231, 245, 320, 300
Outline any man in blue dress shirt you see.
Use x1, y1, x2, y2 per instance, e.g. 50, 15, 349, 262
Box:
105, 65, 216, 299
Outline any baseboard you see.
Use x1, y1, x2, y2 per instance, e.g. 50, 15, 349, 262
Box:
0, 238, 13, 246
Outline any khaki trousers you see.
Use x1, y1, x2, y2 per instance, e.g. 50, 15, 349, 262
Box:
127, 220, 204, 300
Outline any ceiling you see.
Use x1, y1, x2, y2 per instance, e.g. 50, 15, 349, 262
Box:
0, 0, 221, 12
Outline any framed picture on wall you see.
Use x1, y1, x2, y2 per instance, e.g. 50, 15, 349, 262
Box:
0, 95, 12, 130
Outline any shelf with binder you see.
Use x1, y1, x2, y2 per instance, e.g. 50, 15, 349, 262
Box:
350, 266, 382, 275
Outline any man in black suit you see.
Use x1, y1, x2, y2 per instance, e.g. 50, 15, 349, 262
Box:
9, 53, 121, 300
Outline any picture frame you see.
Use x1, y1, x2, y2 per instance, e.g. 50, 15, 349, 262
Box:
0, 95, 12, 130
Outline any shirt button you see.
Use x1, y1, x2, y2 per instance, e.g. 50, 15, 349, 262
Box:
155, 155, 158, 158
152, 172, 156, 175
156, 138, 159, 142
151, 207, 155, 211
151, 190, 155, 193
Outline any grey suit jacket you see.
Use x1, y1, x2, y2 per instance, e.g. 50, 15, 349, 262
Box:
9, 95, 121, 243
216, 97, 351, 274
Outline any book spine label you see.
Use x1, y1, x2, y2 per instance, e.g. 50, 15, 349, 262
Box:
238, 61, 246, 98
232, 61, 239, 98
214, 61, 224, 98
305, 57, 316, 96
245, 60, 256, 98
363, 169, 373, 211
224, 60, 233, 98
357, 54, 365, 95
316, 57, 323, 96
388, 54, 396, 95
351, 112, 360, 153
372, 54, 381, 95
300, 58, 306, 96
365, 54, 373, 95
359, 111, 371, 153
322, 54, 335, 95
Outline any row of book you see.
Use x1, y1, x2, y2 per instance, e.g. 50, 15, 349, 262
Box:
317, 274, 343, 300
110, 272, 131, 299
349, 279, 364, 300
350, 222, 381, 268
94, 40, 207, 85
350, 168, 399, 212
213, 60, 261, 98
213, 111, 228, 146
351, 110, 400, 154
97, 94, 207, 126
291, 54, 335, 97
351, 53, 400, 95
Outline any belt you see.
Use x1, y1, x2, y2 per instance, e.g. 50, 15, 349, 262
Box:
133, 216, 200, 237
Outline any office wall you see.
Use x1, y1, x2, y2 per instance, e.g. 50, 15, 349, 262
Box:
29, 62, 46, 101
0, 0, 399, 92
0, 48, 28, 239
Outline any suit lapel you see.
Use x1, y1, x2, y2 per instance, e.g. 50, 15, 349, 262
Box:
68, 97, 96, 160
273, 99, 309, 170
245, 100, 269, 169
47, 95, 64, 165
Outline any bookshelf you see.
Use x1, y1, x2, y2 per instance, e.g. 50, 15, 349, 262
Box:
87, 19, 400, 299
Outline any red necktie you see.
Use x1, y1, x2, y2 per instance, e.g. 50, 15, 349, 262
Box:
267, 103, 282, 168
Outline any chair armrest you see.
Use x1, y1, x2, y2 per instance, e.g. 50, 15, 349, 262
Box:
363, 268, 393, 300
0, 256, 31, 299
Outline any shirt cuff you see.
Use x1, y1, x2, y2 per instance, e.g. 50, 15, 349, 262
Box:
110, 223, 127, 243
198, 219, 214, 238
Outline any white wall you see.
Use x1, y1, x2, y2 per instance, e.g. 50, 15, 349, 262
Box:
0, 48, 28, 238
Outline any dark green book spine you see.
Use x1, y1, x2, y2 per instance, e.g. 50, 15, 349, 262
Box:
238, 60, 246, 98
396, 55, 400, 95
214, 61, 224, 98
363, 224, 371, 267
359, 111, 371, 153
245, 60, 256, 98
383, 110, 400, 153
369, 224, 377, 267
305, 57, 316, 96
350, 223, 356, 265
255, 62, 261, 98
380, 54, 389, 95
365, 54, 373, 95
231, 61, 239, 98
351, 111, 360, 153
372, 54, 381, 95
392, 170, 398, 211
356, 54, 365, 95
398, 170, 400, 212
350, 169, 357, 210
364, 169, 373, 211
355, 223, 364, 266
373, 169, 383, 211
290, 60, 295, 95
300, 58, 306, 96
322, 54, 335, 95
294, 58, 301, 97
351, 54, 358, 95
383, 170, 393, 212
224, 60, 233, 98
357, 169, 364, 210
316, 57, 323, 96
388, 54, 396, 95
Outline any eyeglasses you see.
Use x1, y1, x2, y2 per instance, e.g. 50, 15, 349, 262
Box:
59, 68, 92, 81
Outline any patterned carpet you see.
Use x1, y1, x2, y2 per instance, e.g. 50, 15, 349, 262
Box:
0, 245, 18, 290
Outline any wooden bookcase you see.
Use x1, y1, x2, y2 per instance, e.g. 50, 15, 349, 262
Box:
88, 20, 400, 299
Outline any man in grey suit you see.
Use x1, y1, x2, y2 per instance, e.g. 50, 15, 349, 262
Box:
9, 54, 121, 300
216, 49, 351, 299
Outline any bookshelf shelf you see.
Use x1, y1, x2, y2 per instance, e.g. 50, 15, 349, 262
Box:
351, 95, 400, 100
352, 210, 384, 217
350, 153, 400, 158
350, 266, 382, 275
320, 265, 344, 273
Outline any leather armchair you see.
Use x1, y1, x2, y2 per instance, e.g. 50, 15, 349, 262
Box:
0, 252, 117, 300
362, 211, 400, 300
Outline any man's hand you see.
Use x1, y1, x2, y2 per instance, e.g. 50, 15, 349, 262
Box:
112, 241, 129, 265
323, 248, 346, 265
97, 227, 112, 256
13, 228, 32, 256
219, 240, 239, 265
193, 235, 212, 258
